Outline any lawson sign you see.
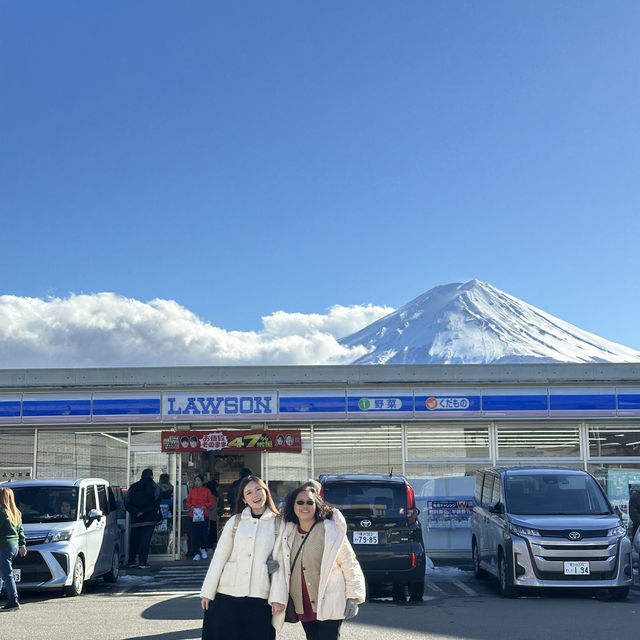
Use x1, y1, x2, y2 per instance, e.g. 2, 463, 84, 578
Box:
163, 392, 276, 420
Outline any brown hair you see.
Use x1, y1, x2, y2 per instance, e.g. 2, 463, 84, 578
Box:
0, 487, 22, 526
236, 476, 279, 515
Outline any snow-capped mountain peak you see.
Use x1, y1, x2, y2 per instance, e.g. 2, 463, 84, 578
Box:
339, 280, 640, 364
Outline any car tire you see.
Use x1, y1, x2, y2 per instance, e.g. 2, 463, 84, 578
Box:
64, 556, 85, 597
103, 548, 120, 583
472, 539, 487, 579
497, 550, 517, 598
609, 586, 630, 600
408, 579, 425, 601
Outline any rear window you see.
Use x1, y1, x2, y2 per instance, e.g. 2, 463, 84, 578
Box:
323, 482, 406, 518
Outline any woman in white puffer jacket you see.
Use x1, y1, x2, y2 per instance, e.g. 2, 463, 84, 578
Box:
200, 476, 287, 640
274, 481, 366, 640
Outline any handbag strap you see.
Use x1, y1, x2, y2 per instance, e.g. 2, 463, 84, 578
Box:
290, 520, 318, 571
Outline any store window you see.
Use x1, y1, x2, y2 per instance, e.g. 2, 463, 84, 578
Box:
404, 463, 480, 556
37, 428, 128, 487
497, 423, 580, 459
588, 424, 640, 458
588, 463, 640, 533
265, 426, 311, 510
406, 424, 490, 460
0, 431, 35, 480
313, 424, 402, 476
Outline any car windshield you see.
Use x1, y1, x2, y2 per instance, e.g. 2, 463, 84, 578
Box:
504, 473, 612, 516
11, 486, 80, 523
323, 482, 406, 519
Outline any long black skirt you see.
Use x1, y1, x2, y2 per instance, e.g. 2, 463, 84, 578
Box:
202, 593, 275, 640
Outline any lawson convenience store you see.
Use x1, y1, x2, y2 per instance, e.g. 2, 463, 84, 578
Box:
2, 362, 640, 559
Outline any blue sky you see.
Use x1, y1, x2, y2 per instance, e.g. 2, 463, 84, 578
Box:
2, 1, 639, 354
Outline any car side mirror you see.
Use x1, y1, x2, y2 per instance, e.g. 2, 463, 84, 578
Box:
87, 508, 103, 522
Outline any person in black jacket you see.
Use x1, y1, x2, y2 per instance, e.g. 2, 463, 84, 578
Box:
126, 468, 162, 569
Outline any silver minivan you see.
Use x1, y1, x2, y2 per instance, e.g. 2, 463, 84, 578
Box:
3, 478, 120, 596
471, 467, 633, 599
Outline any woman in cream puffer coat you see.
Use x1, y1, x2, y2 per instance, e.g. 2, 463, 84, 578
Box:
274, 482, 365, 640
200, 476, 287, 640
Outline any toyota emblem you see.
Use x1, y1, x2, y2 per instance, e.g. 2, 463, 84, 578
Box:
568, 531, 582, 541
360, 519, 372, 528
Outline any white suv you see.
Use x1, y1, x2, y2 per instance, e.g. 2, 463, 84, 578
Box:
4, 478, 120, 596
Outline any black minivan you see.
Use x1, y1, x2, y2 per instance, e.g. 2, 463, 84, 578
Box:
321, 474, 426, 601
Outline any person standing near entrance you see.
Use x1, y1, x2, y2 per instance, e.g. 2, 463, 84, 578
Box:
0, 487, 27, 611
125, 468, 162, 569
187, 475, 215, 560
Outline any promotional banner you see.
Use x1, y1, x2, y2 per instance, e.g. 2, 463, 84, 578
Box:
424, 496, 473, 529
161, 429, 302, 453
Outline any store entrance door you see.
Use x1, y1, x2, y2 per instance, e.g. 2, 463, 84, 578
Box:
178, 451, 263, 559
129, 437, 181, 560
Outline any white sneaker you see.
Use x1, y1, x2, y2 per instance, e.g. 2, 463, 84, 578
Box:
201, 549, 208, 559
194, 554, 201, 561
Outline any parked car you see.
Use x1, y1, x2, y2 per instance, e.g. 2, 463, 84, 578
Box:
2, 478, 120, 596
320, 474, 425, 601
471, 467, 633, 599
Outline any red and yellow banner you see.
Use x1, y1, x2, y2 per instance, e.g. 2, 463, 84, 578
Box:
161, 429, 302, 453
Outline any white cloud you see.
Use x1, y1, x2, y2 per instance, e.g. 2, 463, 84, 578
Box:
0, 293, 394, 368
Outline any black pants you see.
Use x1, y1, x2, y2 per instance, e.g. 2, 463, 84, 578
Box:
192, 521, 208, 553
301, 619, 343, 640
202, 593, 274, 640
128, 525, 155, 564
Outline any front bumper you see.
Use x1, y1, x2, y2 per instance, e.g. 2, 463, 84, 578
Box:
12, 543, 76, 590
509, 533, 633, 588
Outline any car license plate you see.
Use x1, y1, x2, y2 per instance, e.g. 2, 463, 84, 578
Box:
564, 561, 590, 575
353, 531, 378, 544
12, 569, 21, 583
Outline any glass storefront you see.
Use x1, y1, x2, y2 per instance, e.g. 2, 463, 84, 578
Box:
3, 418, 640, 558
496, 423, 581, 459
0, 431, 35, 480
313, 424, 402, 475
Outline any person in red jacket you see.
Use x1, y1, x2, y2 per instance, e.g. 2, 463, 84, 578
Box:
187, 475, 215, 560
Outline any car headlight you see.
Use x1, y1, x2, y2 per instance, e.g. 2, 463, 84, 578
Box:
45, 529, 74, 543
607, 525, 626, 537
509, 524, 540, 537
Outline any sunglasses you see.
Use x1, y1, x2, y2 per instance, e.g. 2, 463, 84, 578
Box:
296, 500, 315, 506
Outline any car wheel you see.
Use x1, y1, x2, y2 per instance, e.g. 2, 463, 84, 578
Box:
408, 579, 424, 601
497, 551, 516, 598
103, 548, 120, 583
392, 582, 406, 602
472, 539, 487, 579
609, 586, 630, 600
64, 556, 85, 597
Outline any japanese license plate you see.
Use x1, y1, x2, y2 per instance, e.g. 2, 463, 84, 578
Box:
564, 561, 590, 575
12, 569, 21, 583
353, 531, 378, 544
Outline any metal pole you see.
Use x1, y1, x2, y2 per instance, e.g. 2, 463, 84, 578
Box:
32, 427, 38, 478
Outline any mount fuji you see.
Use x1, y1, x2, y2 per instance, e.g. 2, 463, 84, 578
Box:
340, 280, 640, 365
